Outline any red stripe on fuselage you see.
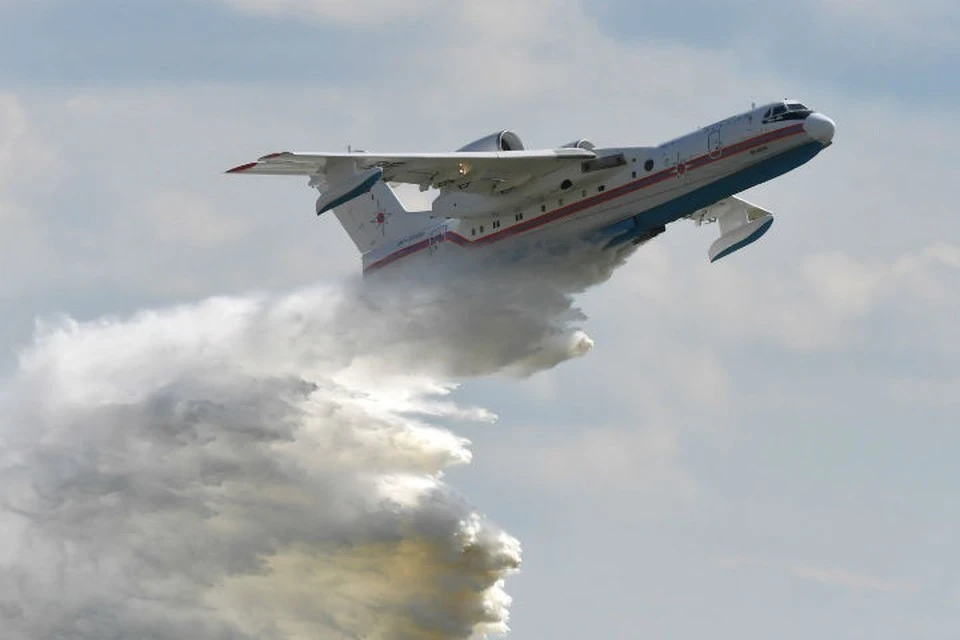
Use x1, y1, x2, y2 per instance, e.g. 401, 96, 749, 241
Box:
364, 124, 805, 272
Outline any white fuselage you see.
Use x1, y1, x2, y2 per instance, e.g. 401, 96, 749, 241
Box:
362, 102, 834, 274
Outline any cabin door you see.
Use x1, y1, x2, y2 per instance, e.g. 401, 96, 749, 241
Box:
674, 150, 689, 183
708, 128, 723, 159
663, 146, 688, 184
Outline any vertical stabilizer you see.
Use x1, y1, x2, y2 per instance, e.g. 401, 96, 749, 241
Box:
328, 181, 433, 254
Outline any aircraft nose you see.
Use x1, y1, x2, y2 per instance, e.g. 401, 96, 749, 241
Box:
804, 112, 835, 144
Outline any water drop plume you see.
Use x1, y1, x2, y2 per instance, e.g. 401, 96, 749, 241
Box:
0, 241, 636, 639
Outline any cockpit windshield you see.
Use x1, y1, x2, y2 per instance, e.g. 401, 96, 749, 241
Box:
763, 101, 812, 123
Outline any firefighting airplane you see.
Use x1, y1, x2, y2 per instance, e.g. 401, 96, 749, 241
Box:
227, 100, 835, 274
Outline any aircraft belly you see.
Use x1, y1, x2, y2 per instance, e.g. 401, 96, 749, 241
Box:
590, 139, 825, 246
638, 140, 824, 230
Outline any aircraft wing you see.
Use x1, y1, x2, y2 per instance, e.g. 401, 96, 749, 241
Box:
225, 148, 596, 194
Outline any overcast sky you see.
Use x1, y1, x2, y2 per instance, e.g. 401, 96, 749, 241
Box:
1, 1, 959, 638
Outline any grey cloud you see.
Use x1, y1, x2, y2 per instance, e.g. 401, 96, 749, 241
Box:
212, 0, 442, 28
714, 554, 915, 593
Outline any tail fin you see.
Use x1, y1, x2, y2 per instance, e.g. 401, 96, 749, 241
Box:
329, 181, 433, 254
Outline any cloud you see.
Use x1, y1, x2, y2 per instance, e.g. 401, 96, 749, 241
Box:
790, 565, 914, 593
715, 554, 914, 593
474, 416, 698, 522
212, 0, 441, 27
608, 242, 960, 353
813, 0, 959, 48
889, 377, 960, 408
0, 88, 363, 315
714, 554, 765, 570
140, 190, 253, 248
531, 426, 697, 499
0, 94, 63, 302
0, 94, 27, 185
0, 93, 58, 190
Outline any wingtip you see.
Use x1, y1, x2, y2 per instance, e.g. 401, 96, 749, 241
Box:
225, 161, 258, 174
226, 152, 290, 173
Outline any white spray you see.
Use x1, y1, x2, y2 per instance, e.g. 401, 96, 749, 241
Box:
0, 243, 636, 639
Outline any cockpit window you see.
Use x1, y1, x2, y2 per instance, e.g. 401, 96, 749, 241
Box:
763, 101, 812, 123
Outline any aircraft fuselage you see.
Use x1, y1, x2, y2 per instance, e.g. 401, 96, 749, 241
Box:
360, 100, 835, 273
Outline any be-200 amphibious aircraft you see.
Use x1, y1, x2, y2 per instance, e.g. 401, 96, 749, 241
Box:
227, 100, 835, 274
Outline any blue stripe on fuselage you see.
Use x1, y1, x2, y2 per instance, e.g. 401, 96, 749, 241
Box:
594, 140, 826, 242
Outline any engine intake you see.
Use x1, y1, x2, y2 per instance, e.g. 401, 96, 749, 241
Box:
457, 130, 525, 152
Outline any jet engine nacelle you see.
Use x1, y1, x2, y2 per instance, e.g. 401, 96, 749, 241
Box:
457, 130, 525, 152
560, 139, 595, 151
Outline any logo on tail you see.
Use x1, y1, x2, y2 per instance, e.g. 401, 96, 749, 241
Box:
371, 205, 391, 235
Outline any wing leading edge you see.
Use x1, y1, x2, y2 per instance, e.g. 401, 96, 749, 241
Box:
226, 148, 595, 195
